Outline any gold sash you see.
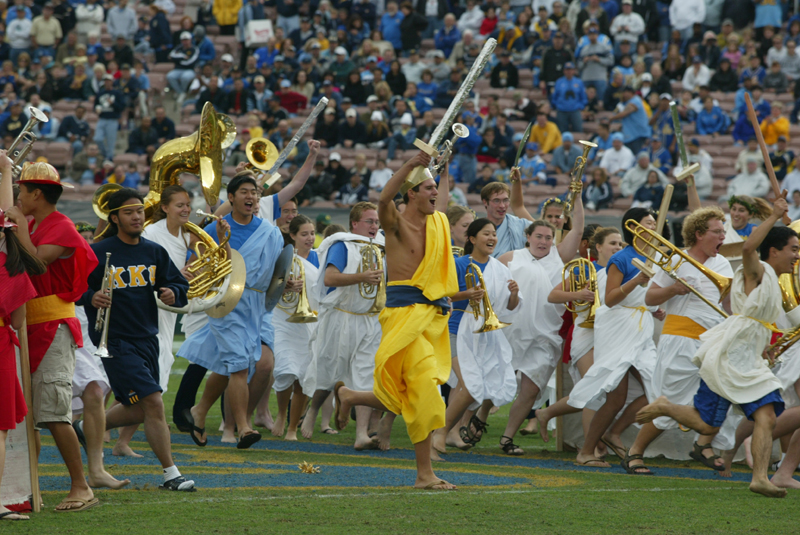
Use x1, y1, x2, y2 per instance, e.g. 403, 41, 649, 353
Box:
26, 295, 75, 326
661, 315, 707, 340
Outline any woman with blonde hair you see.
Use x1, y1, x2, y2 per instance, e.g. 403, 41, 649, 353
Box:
447, 205, 475, 255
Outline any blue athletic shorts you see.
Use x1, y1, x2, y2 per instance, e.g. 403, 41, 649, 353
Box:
693, 379, 784, 428
101, 336, 162, 406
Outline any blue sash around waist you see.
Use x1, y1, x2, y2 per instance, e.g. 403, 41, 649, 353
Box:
385, 285, 450, 315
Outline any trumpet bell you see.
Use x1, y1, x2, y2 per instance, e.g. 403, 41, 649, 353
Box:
451, 123, 470, 139
246, 138, 280, 171
578, 140, 598, 149
474, 315, 511, 333
91, 183, 123, 221
28, 106, 49, 124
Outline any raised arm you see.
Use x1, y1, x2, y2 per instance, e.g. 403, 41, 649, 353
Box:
276, 140, 320, 206
378, 151, 431, 232
742, 196, 787, 286
557, 194, 584, 263
0, 150, 11, 210
435, 160, 449, 212
509, 167, 535, 221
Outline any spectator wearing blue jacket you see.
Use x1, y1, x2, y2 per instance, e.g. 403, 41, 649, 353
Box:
695, 97, 730, 136
551, 133, 584, 174
194, 26, 215, 65
454, 111, 482, 184
380, 1, 405, 53
435, 14, 461, 58
739, 55, 766, 84
649, 136, 672, 175
517, 142, 549, 185
552, 62, 588, 133
149, 5, 172, 62
416, 70, 438, 109
732, 85, 770, 144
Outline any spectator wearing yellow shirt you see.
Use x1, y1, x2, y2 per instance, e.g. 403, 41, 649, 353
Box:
529, 110, 563, 154
760, 101, 789, 148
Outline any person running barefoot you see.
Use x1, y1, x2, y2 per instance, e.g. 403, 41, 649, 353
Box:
335, 151, 458, 490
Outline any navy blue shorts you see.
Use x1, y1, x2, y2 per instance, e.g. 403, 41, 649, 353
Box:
101, 336, 162, 406
694, 379, 785, 428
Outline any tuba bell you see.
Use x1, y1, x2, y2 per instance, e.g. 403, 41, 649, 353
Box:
277, 254, 318, 323
562, 257, 600, 328
8, 106, 48, 178
465, 259, 510, 333
357, 239, 386, 313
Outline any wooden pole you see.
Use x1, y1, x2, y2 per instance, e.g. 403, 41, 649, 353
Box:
16, 319, 40, 513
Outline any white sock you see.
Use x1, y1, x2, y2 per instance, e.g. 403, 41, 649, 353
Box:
163, 465, 181, 482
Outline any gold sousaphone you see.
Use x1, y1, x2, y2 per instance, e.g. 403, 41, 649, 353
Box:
625, 219, 732, 318
562, 257, 600, 328
465, 259, 510, 333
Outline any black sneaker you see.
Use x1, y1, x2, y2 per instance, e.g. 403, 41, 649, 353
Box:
160, 476, 196, 492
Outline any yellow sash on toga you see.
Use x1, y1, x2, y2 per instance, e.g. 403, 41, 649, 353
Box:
373, 211, 458, 444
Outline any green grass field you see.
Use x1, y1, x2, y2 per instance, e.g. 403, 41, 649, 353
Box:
21, 355, 800, 534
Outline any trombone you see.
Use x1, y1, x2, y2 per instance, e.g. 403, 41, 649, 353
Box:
94, 252, 114, 359
356, 239, 386, 313
625, 219, 732, 318
465, 259, 510, 333
276, 254, 318, 323
562, 257, 600, 328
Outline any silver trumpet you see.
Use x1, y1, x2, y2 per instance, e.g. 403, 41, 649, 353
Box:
94, 252, 114, 359
427, 123, 470, 179
8, 106, 48, 178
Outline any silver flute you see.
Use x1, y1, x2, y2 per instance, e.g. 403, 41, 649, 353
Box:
261, 97, 329, 188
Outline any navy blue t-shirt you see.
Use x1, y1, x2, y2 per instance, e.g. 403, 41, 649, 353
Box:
449, 255, 488, 334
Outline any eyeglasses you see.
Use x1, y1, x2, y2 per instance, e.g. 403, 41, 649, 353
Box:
707, 229, 726, 235
489, 198, 511, 205
282, 209, 299, 216
360, 219, 380, 226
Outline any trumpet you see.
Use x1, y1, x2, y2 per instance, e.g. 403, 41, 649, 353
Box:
8, 106, 48, 178
562, 140, 596, 219
277, 254, 318, 323
765, 327, 797, 368
94, 252, 114, 359
356, 239, 386, 313
562, 257, 600, 328
625, 219, 732, 318
465, 259, 510, 333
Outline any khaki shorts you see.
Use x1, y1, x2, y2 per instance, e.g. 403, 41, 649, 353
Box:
31, 324, 76, 427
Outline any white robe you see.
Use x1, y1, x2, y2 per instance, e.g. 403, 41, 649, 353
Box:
723, 218, 745, 245
694, 262, 784, 405
569, 274, 657, 411
649, 252, 739, 449
304, 233, 384, 393
569, 267, 608, 369
272, 255, 320, 394
71, 307, 110, 413
774, 313, 800, 409
456, 257, 522, 410
505, 246, 564, 401
142, 219, 188, 391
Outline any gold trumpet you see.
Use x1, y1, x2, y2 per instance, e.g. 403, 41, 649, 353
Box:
562, 140, 596, 220
94, 252, 114, 359
356, 239, 386, 313
562, 257, 600, 328
625, 219, 732, 317
465, 259, 510, 333
277, 254, 318, 323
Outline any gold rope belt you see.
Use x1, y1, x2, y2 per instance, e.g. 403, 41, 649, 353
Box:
245, 287, 264, 293
661, 315, 707, 340
735, 314, 782, 335
622, 305, 648, 331
26, 295, 75, 326
333, 307, 378, 317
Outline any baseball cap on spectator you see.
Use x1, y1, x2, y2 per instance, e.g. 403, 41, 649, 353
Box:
367, 95, 379, 103
299, 53, 312, 63
221, 54, 234, 63
562, 132, 574, 142
241, 128, 250, 134
689, 138, 700, 147
722, 19, 733, 27
361, 71, 374, 82
525, 142, 538, 150
274, 55, 285, 62
622, 85, 634, 92
324, 107, 336, 115
103, 46, 114, 55
641, 73, 652, 82
621, 0, 631, 4
400, 113, 413, 125
254, 75, 265, 83
659, 93, 672, 100
121, 63, 131, 70
102, 74, 114, 81
180, 31, 192, 40
334, 46, 348, 56
704, 31, 716, 41
779, 135, 788, 142
408, 49, 418, 56
280, 79, 291, 88
322, 80, 332, 87
342, 97, 352, 104
300, 17, 310, 23
329, 32, 339, 41
500, 50, 511, 57
316, 213, 332, 225
370, 111, 384, 121
345, 108, 358, 118
692, 55, 702, 63
329, 152, 341, 162
366, 56, 378, 63
15, 5, 24, 10
554, 31, 564, 38
512, 133, 524, 142
310, 41, 321, 49
314, 160, 326, 167
611, 133, 624, 142
40, 104, 52, 113
588, 27, 599, 34
564, 61, 575, 69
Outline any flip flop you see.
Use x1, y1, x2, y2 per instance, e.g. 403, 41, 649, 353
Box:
574, 458, 610, 468
333, 381, 349, 431
55, 497, 100, 513
321, 428, 339, 435
422, 479, 455, 490
600, 437, 627, 459
237, 431, 262, 450
0, 511, 29, 521
182, 409, 207, 447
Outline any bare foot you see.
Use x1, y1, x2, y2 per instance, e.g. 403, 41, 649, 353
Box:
536, 409, 550, 442
55, 488, 95, 511
190, 406, 208, 444
489, 405, 499, 415
575, 452, 611, 468
377, 416, 393, 451
414, 477, 457, 490
284, 429, 298, 441
300, 410, 316, 440
271, 415, 286, 437
218, 421, 225, 432
744, 436, 754, 469
431, 430, 447, 455
354, 435, 378, 451
445, 428, 472, 451
111, 443, 143, 458
334, 382, 351, 430
103, 430, 111, 443
750, 479, 788, 498
88, 470, 131, 490
719, 449, 735, 478
254, 411, 274, 431
636, 396, 670, 424
221, 428, 237, 443
521, 418, 538, 435
771, 472, 800, 489
430, 446, 445, 462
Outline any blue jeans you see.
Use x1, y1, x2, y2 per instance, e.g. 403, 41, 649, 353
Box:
35, 46, 56, 60
556, 110, 583, 134
583, 80, 607, 100
626, 136, 647, 156
387, 132, 412, 160
9, 48, 28, 66
55, 136, 84, 154
277, 15, 300, 35
81, 170, 96, 186
455, 153, 477, 184
166, 69, 196, 93
94, 118, 119, 159
422, 16, 443, 39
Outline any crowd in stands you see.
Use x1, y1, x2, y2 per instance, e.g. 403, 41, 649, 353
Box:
3, 0, 800, 215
